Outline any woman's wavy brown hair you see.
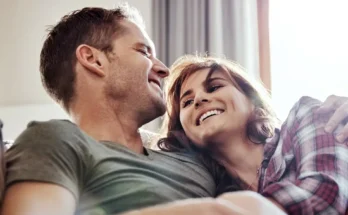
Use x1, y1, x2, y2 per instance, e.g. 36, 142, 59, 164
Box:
158, 55, 279, 152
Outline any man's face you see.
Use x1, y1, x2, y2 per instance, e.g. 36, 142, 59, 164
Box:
104, 20, 169, 126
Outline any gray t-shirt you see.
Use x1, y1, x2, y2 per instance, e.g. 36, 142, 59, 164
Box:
5, 120, 221, 215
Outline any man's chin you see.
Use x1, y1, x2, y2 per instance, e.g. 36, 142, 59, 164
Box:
154, 101, 166, 117
152, 96, 166, 113
139, 99, 166, 125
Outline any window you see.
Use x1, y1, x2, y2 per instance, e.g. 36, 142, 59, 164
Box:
270, 0, 348, 120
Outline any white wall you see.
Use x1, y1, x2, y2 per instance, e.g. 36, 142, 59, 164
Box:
0, 0, 158, 140
0, 104, 69, 140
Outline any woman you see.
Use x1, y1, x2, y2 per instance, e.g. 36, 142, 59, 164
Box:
158, 55, 348, 215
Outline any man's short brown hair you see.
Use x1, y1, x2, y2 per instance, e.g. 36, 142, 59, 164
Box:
40, 4, 144, 110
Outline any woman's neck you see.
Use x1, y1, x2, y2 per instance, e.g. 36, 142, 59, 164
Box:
212, 136, 264, 191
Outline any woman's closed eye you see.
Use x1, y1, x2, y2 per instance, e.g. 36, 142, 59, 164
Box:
182, 99, 194, 108
207, 85, 223, 93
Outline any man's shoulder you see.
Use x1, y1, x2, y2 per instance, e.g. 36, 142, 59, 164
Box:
26, 119, 78, 133
11, 119, 89, 150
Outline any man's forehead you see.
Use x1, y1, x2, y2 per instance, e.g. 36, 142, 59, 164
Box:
120, 20, 156, 53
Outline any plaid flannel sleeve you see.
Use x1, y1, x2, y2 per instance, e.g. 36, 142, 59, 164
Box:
262, 96, 348, 215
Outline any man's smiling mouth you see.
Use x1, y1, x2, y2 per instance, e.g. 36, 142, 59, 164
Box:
149, 79, 162, 93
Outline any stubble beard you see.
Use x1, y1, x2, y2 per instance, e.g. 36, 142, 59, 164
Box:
105, 59, 167, 126
104, 74, 167, 127
138, 95, 166, 126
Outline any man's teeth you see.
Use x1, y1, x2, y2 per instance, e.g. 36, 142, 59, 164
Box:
199, 110, 222, 124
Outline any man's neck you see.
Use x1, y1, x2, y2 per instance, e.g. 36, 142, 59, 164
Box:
70, 100, 145, 154
212, 135, 264, 190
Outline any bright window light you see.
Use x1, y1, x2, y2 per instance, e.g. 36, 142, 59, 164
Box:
270, 0, 348, 120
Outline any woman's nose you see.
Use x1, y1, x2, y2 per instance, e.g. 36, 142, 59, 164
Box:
194, 93, 209, 108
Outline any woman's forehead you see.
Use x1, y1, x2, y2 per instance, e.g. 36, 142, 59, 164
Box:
181, 67, 229, 86
180, 68, 209, 90
179, 67, 232, 96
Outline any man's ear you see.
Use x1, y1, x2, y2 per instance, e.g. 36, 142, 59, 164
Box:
75, 44, 107, 77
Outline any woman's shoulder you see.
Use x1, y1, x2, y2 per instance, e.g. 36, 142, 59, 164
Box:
280, 96, 336, 139
282, 96, 323, 126
288, 96, 322, 117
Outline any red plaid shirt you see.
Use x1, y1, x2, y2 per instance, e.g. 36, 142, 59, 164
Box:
259, 96, 348, 215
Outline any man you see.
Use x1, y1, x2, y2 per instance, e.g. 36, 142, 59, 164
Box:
1, 4, 347, 215
1, 5, 245, 215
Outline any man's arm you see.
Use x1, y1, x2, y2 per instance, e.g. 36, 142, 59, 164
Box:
3, 121, 86, 214
120, 194, 287, 215
1, 182, 76, 215
218, 191, 287, 215
2, 186, 258, 215
120, 198, 248, 215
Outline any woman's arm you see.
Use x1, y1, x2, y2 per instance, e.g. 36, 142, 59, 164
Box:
262, 96, 348, 215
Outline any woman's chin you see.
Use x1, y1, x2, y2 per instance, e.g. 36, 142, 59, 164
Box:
199, 129, 225, 145
196, 125, 236, 148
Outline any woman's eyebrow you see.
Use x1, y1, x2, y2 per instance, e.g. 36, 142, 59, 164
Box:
180, 77, 227, 101
180, 89, 193, 102
204, 77, 227, 84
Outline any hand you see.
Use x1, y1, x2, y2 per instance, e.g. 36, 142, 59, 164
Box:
316, 95, 348, 142
218, 191, 287, 215
122, 198, 247, 215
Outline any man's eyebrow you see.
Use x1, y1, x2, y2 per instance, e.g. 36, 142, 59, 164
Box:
180, 89, 193, 102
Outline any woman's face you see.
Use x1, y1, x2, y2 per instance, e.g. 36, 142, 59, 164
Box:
179, 68, 254, 148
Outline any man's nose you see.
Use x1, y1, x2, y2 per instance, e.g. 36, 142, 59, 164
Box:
152, 59, 169, 78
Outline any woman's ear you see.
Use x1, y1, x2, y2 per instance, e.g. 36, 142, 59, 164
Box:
75, 44, 106, 77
